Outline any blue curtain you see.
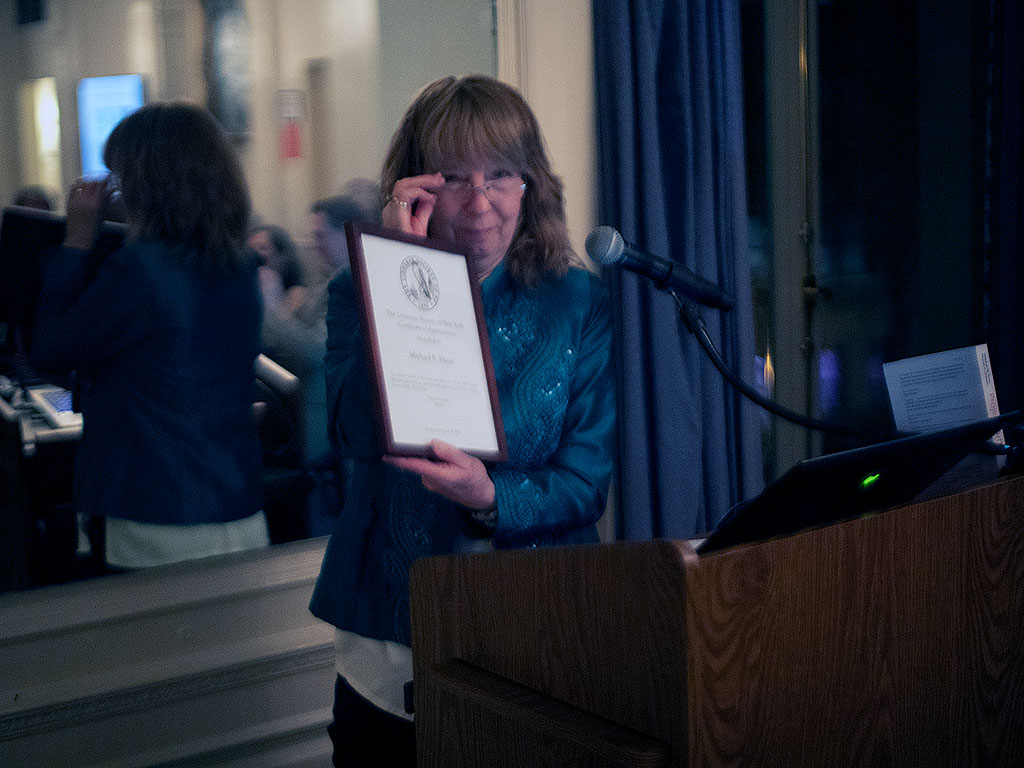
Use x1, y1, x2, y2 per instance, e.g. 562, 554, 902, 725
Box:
593, 0, 763, 539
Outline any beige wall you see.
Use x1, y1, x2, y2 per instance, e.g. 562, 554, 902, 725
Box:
0, 3, 18, 193
0, 0, 506, 241
498, 0, 596, 258
243, 0, 386, 233
0, 0, 596, 248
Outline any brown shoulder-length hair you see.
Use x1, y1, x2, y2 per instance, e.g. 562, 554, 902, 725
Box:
381, 74, 582, 286
103, 102, 251, 270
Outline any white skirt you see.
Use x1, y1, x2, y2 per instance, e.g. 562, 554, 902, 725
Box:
104, 511, 270, 569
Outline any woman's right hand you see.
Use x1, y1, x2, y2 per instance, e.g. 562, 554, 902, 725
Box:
258, 265, 285, 310
383, 172, 445, 237
62, 178, 110, 251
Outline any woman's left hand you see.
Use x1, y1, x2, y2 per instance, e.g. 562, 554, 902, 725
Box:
384, 438, 497, 510
63, 178, 110, 250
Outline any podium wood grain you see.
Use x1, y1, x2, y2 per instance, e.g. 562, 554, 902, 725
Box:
686, 476, 1024, 766
412, 538, 694, 765
411, 476, 1024, 767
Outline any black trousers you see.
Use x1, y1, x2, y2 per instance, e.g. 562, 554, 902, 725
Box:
329, 674, 416, 767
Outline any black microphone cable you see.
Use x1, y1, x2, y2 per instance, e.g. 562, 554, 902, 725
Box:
670, 292, 895, 443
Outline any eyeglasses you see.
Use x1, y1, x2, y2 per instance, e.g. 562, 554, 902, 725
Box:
437, 175, 527, 203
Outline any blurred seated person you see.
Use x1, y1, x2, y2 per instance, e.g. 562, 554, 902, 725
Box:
249, 224, 307, 316
262, 186, 379, 463
311, 179, 380, 277
30, 101, 267, 569
13, 185, 55, 211
258, 185, 379, 536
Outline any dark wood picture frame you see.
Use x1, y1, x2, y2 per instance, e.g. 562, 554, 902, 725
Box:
345, 221, 508, 462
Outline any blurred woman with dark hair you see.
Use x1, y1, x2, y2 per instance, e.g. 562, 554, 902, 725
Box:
31, 101, 267, 569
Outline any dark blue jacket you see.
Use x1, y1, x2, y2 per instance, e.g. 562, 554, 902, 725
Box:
310, 262, 616, 646
31, 240, 263, 525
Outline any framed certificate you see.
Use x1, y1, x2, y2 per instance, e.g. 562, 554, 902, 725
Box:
346, 221, 508, 462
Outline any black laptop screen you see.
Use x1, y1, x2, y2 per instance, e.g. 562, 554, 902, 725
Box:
696, 414, 1015, 555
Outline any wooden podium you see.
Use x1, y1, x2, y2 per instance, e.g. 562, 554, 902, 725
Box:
410, 475, 1024, 767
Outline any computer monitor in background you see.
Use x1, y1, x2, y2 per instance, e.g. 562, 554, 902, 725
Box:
0, 206, 126, 378
77, 74, 145, 178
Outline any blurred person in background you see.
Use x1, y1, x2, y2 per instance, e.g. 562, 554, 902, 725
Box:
30, 101, 266, 569
249, 223, 307, 316
258, 184, 379, 538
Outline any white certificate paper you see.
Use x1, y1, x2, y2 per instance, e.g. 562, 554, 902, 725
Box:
348, 222, 507, 461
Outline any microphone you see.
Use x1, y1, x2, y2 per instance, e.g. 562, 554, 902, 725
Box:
585, 225, 735, 310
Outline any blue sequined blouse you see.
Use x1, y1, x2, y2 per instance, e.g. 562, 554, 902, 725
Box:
309, 260, 616, 646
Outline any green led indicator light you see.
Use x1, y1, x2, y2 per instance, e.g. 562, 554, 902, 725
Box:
860, 472, 881, 490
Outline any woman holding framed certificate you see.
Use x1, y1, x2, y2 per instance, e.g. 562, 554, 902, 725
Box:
310, 74, 616, 766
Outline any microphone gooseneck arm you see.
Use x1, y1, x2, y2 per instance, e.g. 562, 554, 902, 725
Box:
671, 291, 893, 442
589, 225, 1015, 448
675, 293, 1023, 454
585, 225, 855, 435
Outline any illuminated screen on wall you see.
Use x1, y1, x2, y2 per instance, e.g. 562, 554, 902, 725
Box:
77, 74, 145, 177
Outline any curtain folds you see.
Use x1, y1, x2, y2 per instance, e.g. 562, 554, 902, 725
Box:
593, 0, 763, 538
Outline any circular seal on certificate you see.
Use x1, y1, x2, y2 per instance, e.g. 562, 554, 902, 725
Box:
400, 255, 440, 309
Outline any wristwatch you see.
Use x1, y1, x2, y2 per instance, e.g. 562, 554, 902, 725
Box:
464, 505, 498, 536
